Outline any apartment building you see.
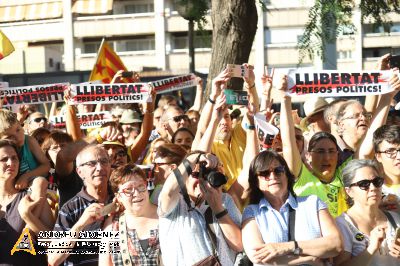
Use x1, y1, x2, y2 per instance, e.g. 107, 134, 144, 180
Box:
0, 0, 400, 86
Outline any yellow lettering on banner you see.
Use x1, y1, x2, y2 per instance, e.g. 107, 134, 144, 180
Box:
11, 227, 36, 255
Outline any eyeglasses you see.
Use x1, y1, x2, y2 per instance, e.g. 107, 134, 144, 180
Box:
116, 150, 127, 158
341, 112, 372, 121
349, 177, 384, 190
31, 117, 48, 123
118, 185, 147, 196
377, 148, 400, 159
257, 166, 285, 178
169, 115, 189, 123
79, 158, 110, 167
310, 149, 338, 155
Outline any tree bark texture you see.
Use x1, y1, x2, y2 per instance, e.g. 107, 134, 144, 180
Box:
204, 0, 258, 98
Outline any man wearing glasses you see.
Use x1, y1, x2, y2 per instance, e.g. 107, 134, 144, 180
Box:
48, 144, 113, 266
373, 124, 400, 211
26, 111, 49, 134
160, 105, 190, 140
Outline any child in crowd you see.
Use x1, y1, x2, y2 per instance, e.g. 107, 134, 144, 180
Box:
0, 109, 50, 214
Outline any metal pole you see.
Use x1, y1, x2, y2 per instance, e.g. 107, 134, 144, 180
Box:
188, 19, 195, 73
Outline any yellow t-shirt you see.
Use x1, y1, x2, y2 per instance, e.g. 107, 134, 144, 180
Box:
294, 157, 351, 217
211, 124, 246, 191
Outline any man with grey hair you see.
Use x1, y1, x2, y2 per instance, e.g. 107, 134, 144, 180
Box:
25, 111, 49, 134
48, 144, 112, 266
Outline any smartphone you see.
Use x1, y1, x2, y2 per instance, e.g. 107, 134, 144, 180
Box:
100, 202, 118, 216
121, 71, 134, 78
226, 64, 249, 78
224, 89, 249, 105
395, 227, 400, 240
389, 55, 400, 69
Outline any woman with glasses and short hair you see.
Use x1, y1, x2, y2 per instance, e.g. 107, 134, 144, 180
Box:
100, 163, 161, 266
242, 150, 342, 265
334, 159, 400, 265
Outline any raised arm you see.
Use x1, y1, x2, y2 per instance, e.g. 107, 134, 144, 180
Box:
194, 69, 230, 142
260, 66, 274, 112
129, 85, 155, 162
279, 75, 302, 177
192, 94, 226, 152
158, 153, 218, 216
189, 76, 204, 112
357, 56, 400, 159
243, 64, 260, 113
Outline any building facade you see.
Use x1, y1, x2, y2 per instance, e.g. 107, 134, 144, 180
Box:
1, 0, 400, 85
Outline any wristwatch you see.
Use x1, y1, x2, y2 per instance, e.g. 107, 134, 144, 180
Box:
293, 241, 301, 255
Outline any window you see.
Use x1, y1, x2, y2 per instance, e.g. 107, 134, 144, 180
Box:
117, 38, 155, 52
84, 42, 103, 54
337, 50, 353, 59
124, 3, 154, 14
172, 32, 212, 49
265, 28, 304, 44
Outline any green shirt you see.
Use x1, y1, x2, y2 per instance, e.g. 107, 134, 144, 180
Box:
294, 157, 351, 217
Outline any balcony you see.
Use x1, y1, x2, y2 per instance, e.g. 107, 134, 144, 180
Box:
166, 11, 212, 32
75, 50, 158, 71
1, 19, 64, 42
363, 32, 400, 48
74, 13, 156, 38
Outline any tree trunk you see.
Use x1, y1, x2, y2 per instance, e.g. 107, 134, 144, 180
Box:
205, 0, 258, 98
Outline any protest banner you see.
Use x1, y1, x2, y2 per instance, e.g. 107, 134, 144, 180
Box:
254, 113, 279, 148
49, 111, 113, 129
0, 83, 68, 107
287, 70, 396, 97
151, 74, 197, 94
68, 83, 151, 105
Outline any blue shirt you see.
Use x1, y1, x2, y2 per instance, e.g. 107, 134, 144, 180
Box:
242, 194, 326, 243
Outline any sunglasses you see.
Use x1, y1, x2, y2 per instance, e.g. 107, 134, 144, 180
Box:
32, 117, 48, 123
349, 177, 384, 190
257, 166, 285, 178
170, 115, 189, 123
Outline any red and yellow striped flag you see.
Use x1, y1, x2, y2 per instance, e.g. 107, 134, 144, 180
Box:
89, 39, 133, 83
0, 30, 15, 60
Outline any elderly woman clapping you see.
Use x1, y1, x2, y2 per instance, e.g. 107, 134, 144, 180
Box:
334, 159, 400, 265
242, 150, 342, 265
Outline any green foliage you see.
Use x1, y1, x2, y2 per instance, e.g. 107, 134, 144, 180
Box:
298, 0, 400, 64
174, 0, 209, 30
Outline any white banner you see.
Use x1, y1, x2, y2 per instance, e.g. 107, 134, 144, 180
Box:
49, 111, 113, 129
287, 70, 395, 97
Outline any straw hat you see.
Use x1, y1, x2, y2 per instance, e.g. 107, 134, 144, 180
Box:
119, 109, 142, 124
300, 97, 329, 130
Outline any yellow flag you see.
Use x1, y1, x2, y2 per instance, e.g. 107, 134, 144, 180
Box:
0, 30, 15, 60
89, 39, 132, 83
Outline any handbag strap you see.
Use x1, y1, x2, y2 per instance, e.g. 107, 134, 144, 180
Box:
383, 210, 398, 229
119, 213, 133, 266
288, 205, 296, 241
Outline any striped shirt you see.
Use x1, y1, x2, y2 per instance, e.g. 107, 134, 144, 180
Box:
54, 187, 112, 266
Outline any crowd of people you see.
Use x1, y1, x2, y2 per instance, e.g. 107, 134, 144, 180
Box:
0, 56, 399, 266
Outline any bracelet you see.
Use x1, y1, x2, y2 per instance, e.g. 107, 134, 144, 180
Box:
244, 123, 255, 130
208, 97, 216, 104
215, 209, 228, 219
245, 83, 255, 90
95, 134, 103, 144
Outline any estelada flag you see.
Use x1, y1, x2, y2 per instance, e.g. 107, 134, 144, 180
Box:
89, 38, 133, 83
0, 30, 15, 60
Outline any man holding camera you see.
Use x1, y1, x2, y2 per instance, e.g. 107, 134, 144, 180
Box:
158, 152, 243, 265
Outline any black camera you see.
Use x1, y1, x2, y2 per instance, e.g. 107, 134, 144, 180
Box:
199, 162, 227, 188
